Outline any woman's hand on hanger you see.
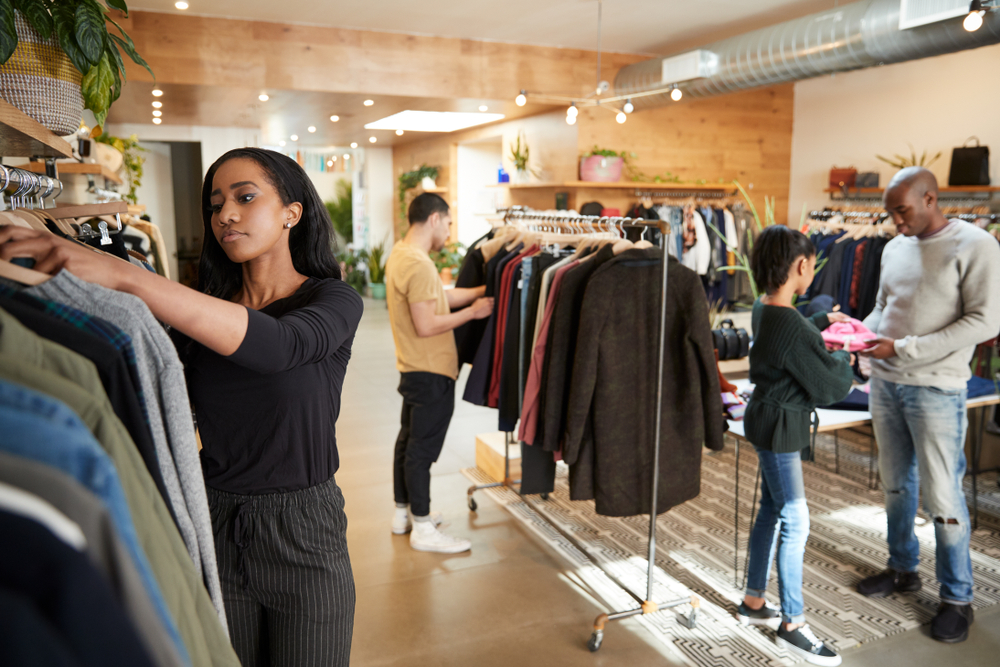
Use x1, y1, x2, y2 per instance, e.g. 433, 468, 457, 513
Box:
0, 225, 133, 289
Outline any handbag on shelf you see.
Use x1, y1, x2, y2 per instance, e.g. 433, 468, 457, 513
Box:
712, 319, 750, 361
829, 166, 857, 189
855, 172, 879, 188
948, 137, 990, 186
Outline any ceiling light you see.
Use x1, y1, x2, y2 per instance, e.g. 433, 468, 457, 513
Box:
363, 99, 374, 106
365, 110, 506, 133
369, 136, 377, 143
279, 140, 286, 146
258, 93, 269, 101
152, 101, 162, 108
566, 113, 577, 126
395, 129, 404, 136
623, 99, 634, 113
152, 110, 162, 117
152, 88, 163, 97
567, 103, 578, 118
515, 91, 527, 106
479, 105, 488, 112
671, 86, 683, 101
350, 142, 358, 148
290, 134, 298, 141
616, 111, 626, 124
152, 117, 162, 124
308, 126, 316, 133
330, 115, 339, 122
964, 0, 985, 30
331, 155, 337, 162
175, 1, 188, 9
344, 154, 351, 160
327, 160, 333, 167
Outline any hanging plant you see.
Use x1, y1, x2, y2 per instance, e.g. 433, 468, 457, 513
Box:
93, 131, 144, 203
0, 1, 155, 131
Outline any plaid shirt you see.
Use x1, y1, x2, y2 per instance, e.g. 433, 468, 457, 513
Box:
0, 285, 151, 425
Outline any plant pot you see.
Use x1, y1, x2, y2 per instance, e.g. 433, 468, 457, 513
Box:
439, 268, 453, 284
580, 155, 624, 182
421, 176, 437, 190
0, 12, 83, 136
370, 282, 386, 299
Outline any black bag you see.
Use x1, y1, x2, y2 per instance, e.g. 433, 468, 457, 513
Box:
855, 172, 879, 188
948, 137, 990, 186
712, 319, 750, 360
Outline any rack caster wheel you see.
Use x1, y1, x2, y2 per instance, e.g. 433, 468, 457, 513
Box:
587, 630, 603, 652
540, 492, 549, 500
468, 497, 478, 512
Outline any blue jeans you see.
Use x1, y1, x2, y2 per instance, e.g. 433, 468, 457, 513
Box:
870, 378, 973, 604
745, 447, 809, 624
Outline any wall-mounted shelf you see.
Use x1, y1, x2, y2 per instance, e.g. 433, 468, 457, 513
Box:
0, 98, 74, 159
825, 185, 999, 200
22, 160, 123, 185
490, 181, 737, 193
419, 186, 448, 194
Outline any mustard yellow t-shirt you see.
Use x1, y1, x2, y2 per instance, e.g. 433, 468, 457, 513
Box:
385, 240, 459, 379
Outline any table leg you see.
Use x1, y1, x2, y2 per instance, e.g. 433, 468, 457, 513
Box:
734, 436, 740, 590
971, 406, 985, 531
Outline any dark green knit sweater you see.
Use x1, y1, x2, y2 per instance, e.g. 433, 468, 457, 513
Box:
744, 299, 853, 453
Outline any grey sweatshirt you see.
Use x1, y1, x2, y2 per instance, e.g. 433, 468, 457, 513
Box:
863, 220, 1000, 389
27, 270, 227, 631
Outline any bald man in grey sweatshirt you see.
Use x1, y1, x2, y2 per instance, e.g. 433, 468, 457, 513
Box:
856, 167, 1000, 644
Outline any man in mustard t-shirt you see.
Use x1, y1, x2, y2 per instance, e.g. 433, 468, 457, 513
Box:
385, 193, 493, 553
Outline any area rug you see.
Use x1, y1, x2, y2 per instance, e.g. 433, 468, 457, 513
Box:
461, 431, 1000, 666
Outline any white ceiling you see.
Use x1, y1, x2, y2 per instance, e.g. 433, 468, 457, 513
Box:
130, 0, 840, 55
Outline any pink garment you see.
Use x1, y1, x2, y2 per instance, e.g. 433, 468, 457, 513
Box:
821, 318, 876, 351
518, 260, 579, 445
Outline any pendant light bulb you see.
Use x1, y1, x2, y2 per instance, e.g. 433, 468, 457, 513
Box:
623, 99, 634, 114
515, 91, 527, 106
964, 1, 985, 31
670, 86, 683, 102
566, 113, 577, 126
616, 111, 626, 124
567, 104, 578, 118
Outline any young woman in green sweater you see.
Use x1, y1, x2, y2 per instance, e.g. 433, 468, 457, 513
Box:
736, 226, 854, 666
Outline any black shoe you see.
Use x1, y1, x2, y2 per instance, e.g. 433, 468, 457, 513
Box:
735, 601, 781, 626
776, 624, 842, 666
856, 568, 922, 598
931, 603, 974, 643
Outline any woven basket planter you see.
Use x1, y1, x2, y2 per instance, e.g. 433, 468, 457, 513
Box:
0, 12, 83, 136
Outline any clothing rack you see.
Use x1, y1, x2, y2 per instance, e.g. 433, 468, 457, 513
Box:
0, 164, 63, 209
809, 209, 998, 223
468, 206, 700, 653
631, 188, 732, 200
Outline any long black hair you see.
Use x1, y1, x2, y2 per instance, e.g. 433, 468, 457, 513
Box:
749, 225, 816, 294
198, 148, 341, 300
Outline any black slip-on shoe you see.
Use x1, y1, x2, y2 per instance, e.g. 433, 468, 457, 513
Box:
931, 603, 974, 643
856, 568, 922, 598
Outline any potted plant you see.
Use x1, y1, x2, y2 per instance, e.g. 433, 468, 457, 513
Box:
430, 241, 465, 284
325, 180, 353, 246
508, 131, 538, 184
336, 247, 367, 295
398, 164, 439, 218
363, 238, 388, 299
93, 132, 145, 203
0, 2, 154, 135
580, 146, 626, 182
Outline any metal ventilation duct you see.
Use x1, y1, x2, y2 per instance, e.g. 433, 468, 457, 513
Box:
614, 0, 1000, 109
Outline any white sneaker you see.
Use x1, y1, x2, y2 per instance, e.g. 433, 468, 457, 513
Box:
409, 520, 471, 553
391, 510, 443, 535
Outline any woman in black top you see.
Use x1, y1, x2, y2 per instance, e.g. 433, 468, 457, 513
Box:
1, 148, 364, 666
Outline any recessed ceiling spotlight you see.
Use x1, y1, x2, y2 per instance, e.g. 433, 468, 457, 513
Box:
327, 160, 333, 167
152, 110, 162, 117
395, 129, 404, 136
290, 134, 299, 141
331, 155, 337, 162
363, 99, 374, 106
279, 140, 286, 146
344, 154, 351, 160
152, 101, 162, 108
479, 105, 488, 112
350, 142, 358, 148
175, 1, 188, 9
369, 136, 377, 143
152, 88, 163, 97
152, 117, 162, 124
330, 115, 339, 122
258, 93, 269, 102
308, 126, 316, 133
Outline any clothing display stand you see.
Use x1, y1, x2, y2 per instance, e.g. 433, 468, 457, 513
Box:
466, 204, 737, 652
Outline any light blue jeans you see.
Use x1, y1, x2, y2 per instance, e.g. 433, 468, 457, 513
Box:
745, 447, 809, 624
870, 378, 973, 604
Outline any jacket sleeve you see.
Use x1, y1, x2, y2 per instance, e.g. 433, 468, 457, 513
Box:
228, 281, 364, 374
685, 276, 724, 451
862, 245, 890, 335
807, 311, 831, 332
784, 331, 854, 407
562, 279, 609, 466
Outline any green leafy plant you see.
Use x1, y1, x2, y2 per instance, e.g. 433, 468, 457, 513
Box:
397, 164, 439, 221
325, 180, 353, 244
363, 237, 388, 284
93, 131, 144, 203
509, 131, 540, 178
876, 143, 942, 169
336, 248, 366, 295
0, 1, 155, 129
429, 241, 465, 273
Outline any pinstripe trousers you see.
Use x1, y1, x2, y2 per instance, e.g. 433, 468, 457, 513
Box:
208, 476, 355, 667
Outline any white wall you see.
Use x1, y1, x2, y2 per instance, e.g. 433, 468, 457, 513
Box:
104, 123, 261, 178
456, 140, 502, 247
133, 142, 179, 280
365, 147, 394, 251
789, 43, 1000, 223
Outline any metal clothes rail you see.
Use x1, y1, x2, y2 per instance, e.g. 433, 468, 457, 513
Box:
466, 206, 700, 652
0, 164, 63, 210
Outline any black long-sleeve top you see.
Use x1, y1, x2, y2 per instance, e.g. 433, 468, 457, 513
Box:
177, 278, 364, 494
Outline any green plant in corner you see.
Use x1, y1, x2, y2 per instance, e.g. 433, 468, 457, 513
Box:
325, 180, 353, 244
93, 132, 144, 203
397, 164, 439, 221
364, 237, 388, 285
0, 1, 155, 130
875, 143, 942, 170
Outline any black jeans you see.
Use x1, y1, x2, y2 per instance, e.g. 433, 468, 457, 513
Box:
393, 372, 455, 517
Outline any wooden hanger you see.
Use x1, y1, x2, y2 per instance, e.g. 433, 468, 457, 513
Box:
0, 210, 34, 230
0, 257, 50, 285
8, 209, 49, 233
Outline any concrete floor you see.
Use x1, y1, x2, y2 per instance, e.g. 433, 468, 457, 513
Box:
339, 298, 1000, 666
